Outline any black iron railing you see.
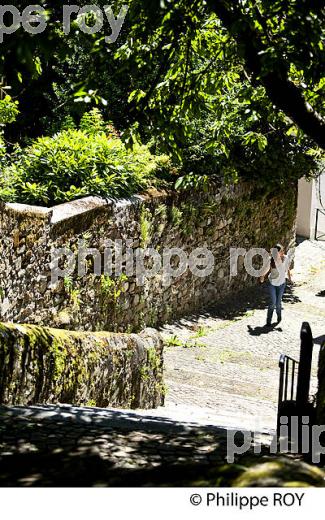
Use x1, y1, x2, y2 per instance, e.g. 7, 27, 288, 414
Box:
278, 354, 299, 404
277, 322, 314, 437
315, 208, 325, 241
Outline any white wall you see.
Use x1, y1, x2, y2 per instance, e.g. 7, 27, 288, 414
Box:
297, 171, 325, 239
297, 177, 313, 238
311, 172, 325, 240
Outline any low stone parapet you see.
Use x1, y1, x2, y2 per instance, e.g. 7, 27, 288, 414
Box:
0, 323, 164, 409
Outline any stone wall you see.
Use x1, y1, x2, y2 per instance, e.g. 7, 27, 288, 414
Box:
0, 323, 164, 409
0, 182, 297, 332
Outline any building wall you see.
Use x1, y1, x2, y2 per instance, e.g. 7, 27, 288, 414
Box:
297, 172, 325, 240
311, 173, 325, 240
297, 178, 313, 238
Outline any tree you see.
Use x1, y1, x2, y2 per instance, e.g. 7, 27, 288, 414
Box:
206, 0, 325, 148
117, 0, 325, 150
0, 0, 322, 191
0, 1, 128, 140
1, 1, 323, 148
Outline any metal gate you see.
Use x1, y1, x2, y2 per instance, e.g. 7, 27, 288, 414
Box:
315, 208, 325, 241
277, 322, 314, 437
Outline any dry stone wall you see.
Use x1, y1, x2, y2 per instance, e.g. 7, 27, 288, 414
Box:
0, 182, 297, 332
0, 323, 164, 409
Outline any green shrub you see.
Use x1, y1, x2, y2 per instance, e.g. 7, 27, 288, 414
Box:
79, 108, 107, 135
0, 125, 172, 206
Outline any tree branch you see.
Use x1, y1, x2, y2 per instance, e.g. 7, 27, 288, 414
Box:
206, 0, 325, 149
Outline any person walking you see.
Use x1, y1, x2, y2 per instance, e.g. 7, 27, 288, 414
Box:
260, 243, 293, 327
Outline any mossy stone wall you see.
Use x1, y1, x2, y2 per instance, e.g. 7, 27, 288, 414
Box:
0, 183, 297, 332
0, 323, 164, 409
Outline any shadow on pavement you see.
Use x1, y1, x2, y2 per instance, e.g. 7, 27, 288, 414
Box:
159, 283, 301, 331
282, 284, 301, 304
158, 285, 267, 327
0, 404, 232, 487
0, 405, 324, 487
247, 324, 283, 336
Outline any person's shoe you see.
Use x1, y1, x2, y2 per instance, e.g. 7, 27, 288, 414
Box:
265, 322, 272, 328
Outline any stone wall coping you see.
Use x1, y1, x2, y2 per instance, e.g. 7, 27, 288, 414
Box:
0, 182, 248, 226
0, 323, 164, 409
4, 202, 52, 219
1, 194, 150, 226
0, 322, 161, 342
0, 182, 252, 229
50, 196, 113, 224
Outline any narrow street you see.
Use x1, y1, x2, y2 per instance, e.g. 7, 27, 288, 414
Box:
0, 239, 324, 486
159, 238, 325, 431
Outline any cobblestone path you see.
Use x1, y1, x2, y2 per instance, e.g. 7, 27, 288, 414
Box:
0, 238, 324, 486
1, 404, 324, 487
160, 238, 325, 431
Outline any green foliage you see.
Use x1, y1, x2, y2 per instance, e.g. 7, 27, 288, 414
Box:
140, 207, 152, 246
0, 111, 173, 205
0, 92, 19, 160
0, 95, 19, 126
170, 206, 183, 226
191, 326, 210, 339
85, 400, 97, 407
3, 1, 324, 143
173, 93, 320, 189
165, 335, 183, 347
0, 1, 323, 194
100, 273, 128, 301
99, 273, 130, 332
115, 1, 323, 185
79, 108, 107, 135
147, 347, 161, 371
63, 276, 74, 294
175, 173, 210, 192
119, 0, 325, 150
60, 115, 77, 131
155, 203, 167, 216
63, 276, 81, 310
164, 333, 205, 349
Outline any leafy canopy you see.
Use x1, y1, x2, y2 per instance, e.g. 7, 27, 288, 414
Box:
0, 0, 322, 199
118, 0, 325, 150
1, 1, 323, 149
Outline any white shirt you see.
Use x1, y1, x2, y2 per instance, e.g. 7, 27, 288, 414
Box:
268, 254, 291, 286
